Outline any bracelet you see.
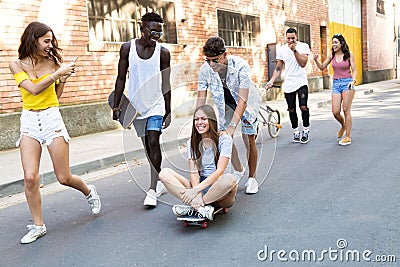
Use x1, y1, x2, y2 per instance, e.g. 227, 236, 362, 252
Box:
112, 107, 121, 111
60, 80, 66, 83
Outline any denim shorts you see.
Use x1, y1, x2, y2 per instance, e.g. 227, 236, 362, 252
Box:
223, 106, 259, 135
200, 175, 210, 195
17, 107, 70, 147
332, 77, 353, 94
132, 115, 163, 137
241, 119, 259, 135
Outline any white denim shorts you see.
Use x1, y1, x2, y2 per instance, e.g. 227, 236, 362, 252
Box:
16, 107, 70, 147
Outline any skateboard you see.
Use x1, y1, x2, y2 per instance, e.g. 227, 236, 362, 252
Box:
108, 90, 140, 129
177, 207, 229, 229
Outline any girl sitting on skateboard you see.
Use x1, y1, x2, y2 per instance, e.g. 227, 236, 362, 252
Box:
159, 104, 237, 220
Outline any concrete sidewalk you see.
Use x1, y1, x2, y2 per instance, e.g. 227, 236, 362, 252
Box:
0, 79, 397, 197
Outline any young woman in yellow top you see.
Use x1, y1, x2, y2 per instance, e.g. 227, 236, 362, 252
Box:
9, 22, 101, 244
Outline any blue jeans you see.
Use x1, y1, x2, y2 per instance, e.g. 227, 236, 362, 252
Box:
284, 85, 310, 128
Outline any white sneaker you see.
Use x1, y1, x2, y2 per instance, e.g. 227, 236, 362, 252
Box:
293, 132, 301, 143
197, 205, 215, 221
245, 178, 259, 194
172, 204, 195, 216
21, 224, 47, 244
86, 185, 101, 215
233, 169, 245, 184
143, 189, 157, 206
155, 181, 167, 197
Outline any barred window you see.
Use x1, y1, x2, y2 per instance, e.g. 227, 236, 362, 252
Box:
217, 9, 261, 47
377, 0, 385, 15
284, 22, 311, 48
87, 0, 177, 44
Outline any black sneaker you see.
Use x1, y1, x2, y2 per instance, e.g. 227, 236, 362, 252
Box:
193, 205, 215, 220
300, 131, 309, 144
293, 132, 300, 143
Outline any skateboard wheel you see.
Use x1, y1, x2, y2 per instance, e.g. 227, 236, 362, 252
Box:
201, 221, 207, 229
223, 208, 229, 214
183, 221, 189, 227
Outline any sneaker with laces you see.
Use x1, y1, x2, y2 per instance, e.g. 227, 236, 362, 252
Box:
143, 189, 157, 206
155, 181, 167, 197
196, 205, 215, 221
233, 169, 245, 184
86, 185, 101, 215
293, 132, 300, 143
339, 136, 351, 146
172, 204, 195, 216
21, 224, 47, 244
300, 131, 309, 144
245, 177, 259, 194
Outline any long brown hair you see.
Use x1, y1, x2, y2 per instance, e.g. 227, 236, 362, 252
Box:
190, 105, 220, 172
18, 22, 63, 66
331, 34, 350, 61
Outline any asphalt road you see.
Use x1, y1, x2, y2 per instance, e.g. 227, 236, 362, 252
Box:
1, 87, 399, 266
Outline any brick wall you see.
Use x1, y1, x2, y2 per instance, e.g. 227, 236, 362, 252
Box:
0, 0, 329, 114
363, 0, 396, 71
362, 0, 369, 71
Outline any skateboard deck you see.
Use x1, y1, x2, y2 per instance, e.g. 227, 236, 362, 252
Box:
177, 207, 228, 229
108, 90, 140, 129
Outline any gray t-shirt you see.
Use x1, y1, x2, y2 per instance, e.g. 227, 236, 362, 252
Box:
187, 134, 232, 177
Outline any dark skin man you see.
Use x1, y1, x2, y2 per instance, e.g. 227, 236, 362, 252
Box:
113, 14, 171, 206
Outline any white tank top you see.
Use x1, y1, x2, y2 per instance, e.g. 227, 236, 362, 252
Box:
128, 39, 165, 119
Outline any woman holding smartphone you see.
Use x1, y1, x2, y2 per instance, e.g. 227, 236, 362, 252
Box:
314, 33, 357, 146
9, 22, 101, 244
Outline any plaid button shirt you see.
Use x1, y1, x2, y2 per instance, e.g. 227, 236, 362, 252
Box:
198, 55, 259, 129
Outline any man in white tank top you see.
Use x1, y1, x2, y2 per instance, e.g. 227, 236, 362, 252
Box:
113, 12, 171, 207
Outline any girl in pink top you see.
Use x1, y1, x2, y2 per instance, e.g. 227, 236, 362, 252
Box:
313, 34, 357, 146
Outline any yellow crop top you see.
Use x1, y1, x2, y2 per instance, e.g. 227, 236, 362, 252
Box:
14, 71, 59, 110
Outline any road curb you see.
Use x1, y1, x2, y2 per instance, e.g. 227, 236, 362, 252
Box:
0, 138, 188, 198
316, 100, 332, 109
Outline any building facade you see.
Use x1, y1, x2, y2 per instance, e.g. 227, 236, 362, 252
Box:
361, 0, 398, 82
0, 0, 397, 150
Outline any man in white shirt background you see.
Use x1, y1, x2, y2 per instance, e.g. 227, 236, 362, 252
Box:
266, 28, 311, 144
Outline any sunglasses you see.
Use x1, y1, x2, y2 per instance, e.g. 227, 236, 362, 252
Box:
205, 54, 224, 64
146, 28, 163, 37
333, 33, 342, 38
